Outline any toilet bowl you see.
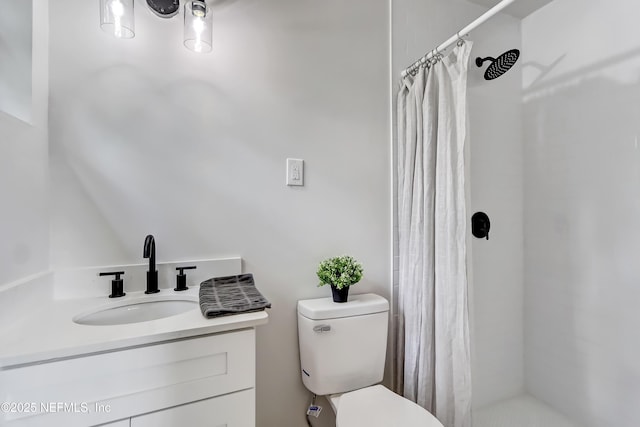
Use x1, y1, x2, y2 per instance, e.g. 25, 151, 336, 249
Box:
330, 385, 443, 427
297, 293, 443, 427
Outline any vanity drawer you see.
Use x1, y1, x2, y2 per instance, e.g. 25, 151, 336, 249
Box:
0, 329, 255, 426
131, 389, 254, 427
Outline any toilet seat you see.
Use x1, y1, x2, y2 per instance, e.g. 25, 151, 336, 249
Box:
335, 385, 444, 427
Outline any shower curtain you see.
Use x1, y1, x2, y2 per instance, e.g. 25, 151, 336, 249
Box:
395, 42, 472, 427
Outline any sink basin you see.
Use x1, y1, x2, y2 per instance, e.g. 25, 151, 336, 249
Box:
73, 297, 198, 326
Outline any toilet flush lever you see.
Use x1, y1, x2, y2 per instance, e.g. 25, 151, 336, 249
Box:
313, 325, 331, 333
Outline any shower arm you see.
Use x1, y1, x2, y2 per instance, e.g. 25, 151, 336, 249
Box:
475, 57, 496, 67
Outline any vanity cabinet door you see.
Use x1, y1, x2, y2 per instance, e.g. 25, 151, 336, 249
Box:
131, 389, 254, 427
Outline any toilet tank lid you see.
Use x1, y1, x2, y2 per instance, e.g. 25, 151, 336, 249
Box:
298, 293, 389, 320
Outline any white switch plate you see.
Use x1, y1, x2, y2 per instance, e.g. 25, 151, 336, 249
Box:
286, 158, 304, 186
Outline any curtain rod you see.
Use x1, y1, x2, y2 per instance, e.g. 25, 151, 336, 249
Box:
401, 0, 516, 78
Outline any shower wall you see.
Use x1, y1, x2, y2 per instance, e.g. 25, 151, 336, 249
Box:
522, 0, 640, 425
466, 11, 523, 409
392, 0, 523, 409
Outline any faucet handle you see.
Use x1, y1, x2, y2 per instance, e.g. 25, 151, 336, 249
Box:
175, 266, 197, 291
99, 271, 125, 279
99, 271, 126, 298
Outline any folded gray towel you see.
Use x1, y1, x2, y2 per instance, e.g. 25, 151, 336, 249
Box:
199, 273, 271, 318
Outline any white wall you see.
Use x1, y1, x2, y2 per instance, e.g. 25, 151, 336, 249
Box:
0, 0, 49, 287
523, 1, 640, 425
392, 0, 523, 409
48, 0, 389, 425
0, 0, 32, 122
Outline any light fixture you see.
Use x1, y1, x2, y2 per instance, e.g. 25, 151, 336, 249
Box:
184, 1, 213, 53
100, 0, 135, 39
98, 0, 213, 54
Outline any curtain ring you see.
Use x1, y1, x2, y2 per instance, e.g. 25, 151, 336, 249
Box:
431, 48, 439, 65
411, 61, 420, 75
456, 32, 465, 47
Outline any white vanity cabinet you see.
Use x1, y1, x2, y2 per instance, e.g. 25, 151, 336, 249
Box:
0, 328, 258, 427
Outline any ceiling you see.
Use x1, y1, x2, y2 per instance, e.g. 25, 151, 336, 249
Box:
466, 0, 555, 19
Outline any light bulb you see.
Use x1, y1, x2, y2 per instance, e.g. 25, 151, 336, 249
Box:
111, 0, 124, 38
192, 17, 205, 52
193, 16, 205, 33
110, 0, 124, 17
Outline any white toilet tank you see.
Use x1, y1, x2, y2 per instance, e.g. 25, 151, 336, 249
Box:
297, 293, 389, 396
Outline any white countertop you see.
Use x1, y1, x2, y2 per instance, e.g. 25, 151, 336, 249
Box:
0, 286, 268, 369
0, 259, 269, 369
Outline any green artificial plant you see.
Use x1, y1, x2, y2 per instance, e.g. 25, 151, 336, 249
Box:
316, 255, 364, 290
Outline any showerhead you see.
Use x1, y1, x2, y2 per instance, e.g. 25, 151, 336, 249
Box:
475, 49, 520, 80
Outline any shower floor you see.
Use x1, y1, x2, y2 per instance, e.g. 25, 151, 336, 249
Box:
473, 394, 576, 427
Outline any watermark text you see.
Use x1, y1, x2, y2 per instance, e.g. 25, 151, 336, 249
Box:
1, 401, 111, 414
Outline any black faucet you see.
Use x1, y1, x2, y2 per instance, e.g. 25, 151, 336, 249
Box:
143, 234, 160, 294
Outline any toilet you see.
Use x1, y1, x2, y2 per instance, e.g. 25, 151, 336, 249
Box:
297, 293, 443, 427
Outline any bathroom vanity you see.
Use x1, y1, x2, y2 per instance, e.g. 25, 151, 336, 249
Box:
0, 257, 268, 427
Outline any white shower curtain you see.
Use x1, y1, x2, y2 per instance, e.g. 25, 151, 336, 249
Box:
395, 42, 472, 427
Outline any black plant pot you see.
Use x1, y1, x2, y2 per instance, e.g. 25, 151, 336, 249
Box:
331, 285, 349, 303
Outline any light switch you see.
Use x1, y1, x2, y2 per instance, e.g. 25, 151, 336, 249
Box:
286, 158, 304, 186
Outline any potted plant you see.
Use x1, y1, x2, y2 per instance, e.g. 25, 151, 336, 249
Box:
316, 255, 364, 303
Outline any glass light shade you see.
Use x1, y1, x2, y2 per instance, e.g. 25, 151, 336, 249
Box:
100, 0, 135, 39
184, 1, 213, 53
